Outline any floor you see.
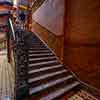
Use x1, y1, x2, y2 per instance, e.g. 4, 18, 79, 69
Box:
67, 90, 98, 100
0, 49, 15, 100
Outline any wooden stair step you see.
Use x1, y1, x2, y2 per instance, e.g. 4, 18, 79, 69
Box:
28, 50, 51, 53
28, 60, 58, 67
29, 71, 69, 88
28, 65, 65, 79
28, 70, 67, 83
29, 75, 73, 95
29, 48, 48, 50
28, 62, 60, 71
28, 64, 63, 74
40, 81, 80, 100
28, 53, 54, 57
28, 56, 56, 62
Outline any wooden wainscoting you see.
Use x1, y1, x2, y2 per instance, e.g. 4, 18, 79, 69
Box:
32, 20, 64, 63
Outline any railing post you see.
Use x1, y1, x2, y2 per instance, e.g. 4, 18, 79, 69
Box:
6, 19, 12, 63
27, 0, 32, 30
15, 30, 29, 100
7, 29, 11, 62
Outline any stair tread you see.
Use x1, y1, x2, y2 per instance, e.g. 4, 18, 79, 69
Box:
29, 48, 48, 50
40, 81, 80, 100
28, 50, 51, 53
29, 60, 58, 67
32, 46, 46, 48
28, 69, 67, 83
29, 46, 47, 49
29, 53, 53, 56
29, 72, 70, 88
28, 67, 67, 82
29, 56, 56, 62
29, 75, 73, 94
28, 64, 63, 74
28, 62, 60, 71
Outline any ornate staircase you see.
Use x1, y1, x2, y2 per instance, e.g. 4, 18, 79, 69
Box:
0, 0, 99, 100
15, 30, 99, 100
26, 32, 80, 100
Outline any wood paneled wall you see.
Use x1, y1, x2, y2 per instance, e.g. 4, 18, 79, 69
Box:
64, 0, 100, 89
31, 0, 100, 90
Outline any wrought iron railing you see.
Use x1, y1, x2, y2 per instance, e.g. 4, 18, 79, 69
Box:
8, 19, 29, 100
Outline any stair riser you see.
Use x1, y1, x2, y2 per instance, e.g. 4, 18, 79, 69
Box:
28, 70, 67, 83
28, 58, 57, 63
28, 55, 55, 59
29, 47, 47, 50
28, 61, 59, 68
30, 42, 43, 44
25, 41, 43, 46
29, 48, 48, 50
26, 38, 41, 42
32, 45, 46, 48
30, 79, 78, 99
28, 65, 63, 74
40, 82, 80, 100
28, 67, 65, 79
28, 62, 60, 71
28, 56, 56, 61
28, 50, 51, 54
29, 53, 54, 57
28, 72, 71, 88
29, 76, 74, 95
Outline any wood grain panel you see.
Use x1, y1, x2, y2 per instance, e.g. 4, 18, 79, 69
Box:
64, 0, 100, 89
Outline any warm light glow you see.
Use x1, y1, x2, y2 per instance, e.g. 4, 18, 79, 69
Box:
14, 0, 17, 7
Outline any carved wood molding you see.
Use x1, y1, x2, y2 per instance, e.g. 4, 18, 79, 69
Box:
32, 0, 46, 13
